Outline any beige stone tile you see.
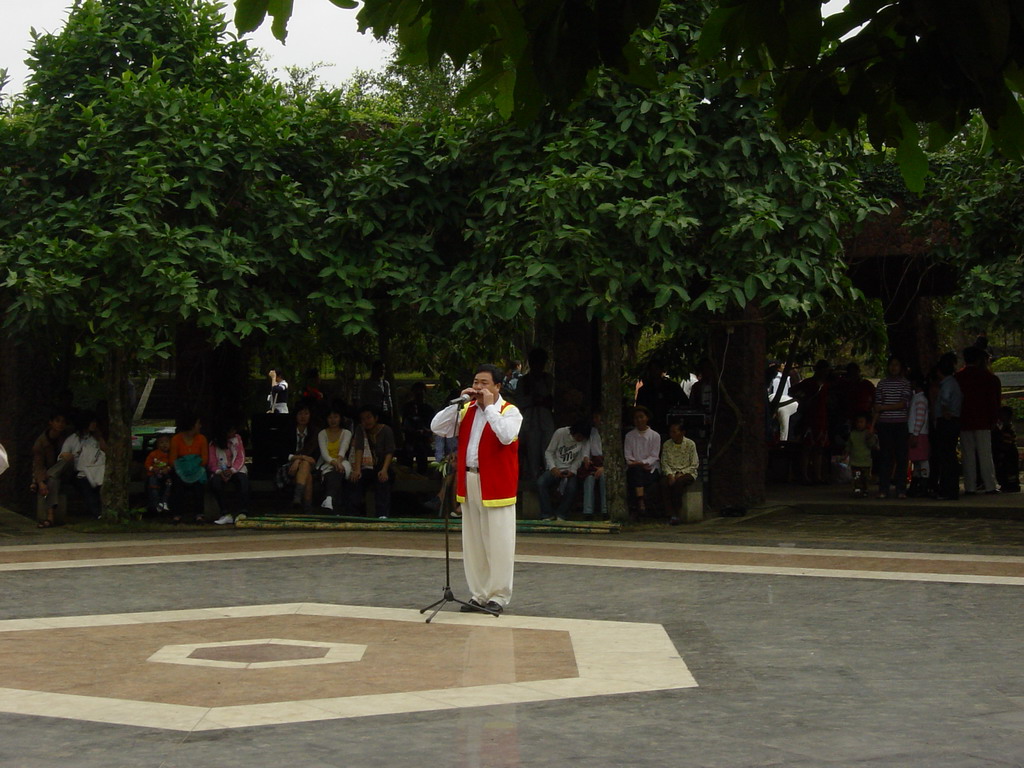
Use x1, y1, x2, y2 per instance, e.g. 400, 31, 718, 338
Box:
414, 683, 558, 709
194, 701, 335, 730
302, 692, 459, 719
0, 688, 207, 731
0, 602, 697, 731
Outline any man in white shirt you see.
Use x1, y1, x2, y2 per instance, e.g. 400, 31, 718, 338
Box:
536, 422, 589, 520
624, 406, 661, 516
431, 365, 522, 613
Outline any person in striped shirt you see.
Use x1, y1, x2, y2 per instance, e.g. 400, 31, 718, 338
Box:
872, 356, 913, 498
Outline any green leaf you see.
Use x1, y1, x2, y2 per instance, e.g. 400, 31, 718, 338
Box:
268, 0, 294, 40
895, 122, 929, 193
235, 0, 270, 34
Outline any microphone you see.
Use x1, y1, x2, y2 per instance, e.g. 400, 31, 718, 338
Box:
450, 393, 474, 405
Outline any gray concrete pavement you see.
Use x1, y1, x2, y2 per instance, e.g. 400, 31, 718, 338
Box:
2, 503, 1024, 767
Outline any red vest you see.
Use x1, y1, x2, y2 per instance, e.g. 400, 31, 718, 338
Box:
456, 400, 519, 507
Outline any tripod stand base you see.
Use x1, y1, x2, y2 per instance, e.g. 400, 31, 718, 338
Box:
420, 586, 499, 623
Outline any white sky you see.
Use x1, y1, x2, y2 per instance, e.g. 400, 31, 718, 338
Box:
1, 0, 393, 97
3, 0, 849, 97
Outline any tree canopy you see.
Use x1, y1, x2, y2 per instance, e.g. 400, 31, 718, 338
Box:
234, 0, 1024, 190
0, 0, 349, 514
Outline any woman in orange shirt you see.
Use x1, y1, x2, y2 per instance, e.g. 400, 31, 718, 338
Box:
169, 410, 208, 523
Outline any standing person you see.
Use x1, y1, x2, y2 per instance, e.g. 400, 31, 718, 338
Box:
993, 406, 1020, 493
207, 419, 250, 525
267, 368, 289, 414
956, 345, 1002, 494
31, 410, 69, 528
358, 361, 394, 426
536, 421, 589, 521
845, 413, 878, 497
843, 363, 876, 423
349, 405, 396, 519
301, 368, 325, 403
503, 360, 523, 394
625, 406, 661, 517
907, 376, 931, 497
767, 361, 799, 442
636, 361, 684, 436
317, 404, 353, 512
401, 382, 436, 474
872, 356, 913, 499
431, 364, 522, 614
932, 357, 963, 500
791, 360, 832, 484
517, 348, 555, 478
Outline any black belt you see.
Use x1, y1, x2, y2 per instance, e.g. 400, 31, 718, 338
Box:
466, 466, 480, 473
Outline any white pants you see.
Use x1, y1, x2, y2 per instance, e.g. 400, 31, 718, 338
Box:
961, 430, 996, 492
461, 472, 516, 607
776, 401, 799, 442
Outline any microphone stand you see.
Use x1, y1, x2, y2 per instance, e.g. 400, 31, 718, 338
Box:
421, 405, 499, 623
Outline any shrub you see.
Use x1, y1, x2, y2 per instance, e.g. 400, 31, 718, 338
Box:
1005, 397, 1024, 423
992, 356, 1024, 372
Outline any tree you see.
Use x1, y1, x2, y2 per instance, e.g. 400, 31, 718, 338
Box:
234, 0, 1024, 189
915, 119, 1024, 328
391, 5, 885, 511
0, 0, 335, 517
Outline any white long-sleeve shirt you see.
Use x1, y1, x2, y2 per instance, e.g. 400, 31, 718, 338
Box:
60, 433, 105, 479
544, 427, 586, 472
317, 427, 353, 474
431, 396, 522, 467
624, 427, 661, 473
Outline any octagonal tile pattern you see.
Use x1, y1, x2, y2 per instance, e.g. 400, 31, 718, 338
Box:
0, 603, 696, 731
149, 638, 367, 669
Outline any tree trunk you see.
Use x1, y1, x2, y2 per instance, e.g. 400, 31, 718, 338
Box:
708, 304, 767, 511
598, 321, 628, 523
553, 309, 596, 425
102, 348, 132, 519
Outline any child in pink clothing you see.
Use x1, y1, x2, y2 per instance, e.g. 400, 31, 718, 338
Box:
908, 377, 930, 497
207, 421, 249, 525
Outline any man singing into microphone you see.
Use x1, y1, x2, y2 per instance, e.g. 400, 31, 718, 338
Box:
431, 364, 522, 613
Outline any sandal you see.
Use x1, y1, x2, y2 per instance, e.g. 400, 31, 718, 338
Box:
877, 492, 888, 499
37, 520, 52, 528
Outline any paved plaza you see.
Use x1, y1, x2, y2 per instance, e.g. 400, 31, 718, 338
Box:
2, 504, 1024, 767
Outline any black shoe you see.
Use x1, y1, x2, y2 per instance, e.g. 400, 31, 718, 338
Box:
423, 497, 442, 514
484, 601, 503, 614
460, 599, 485, 613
